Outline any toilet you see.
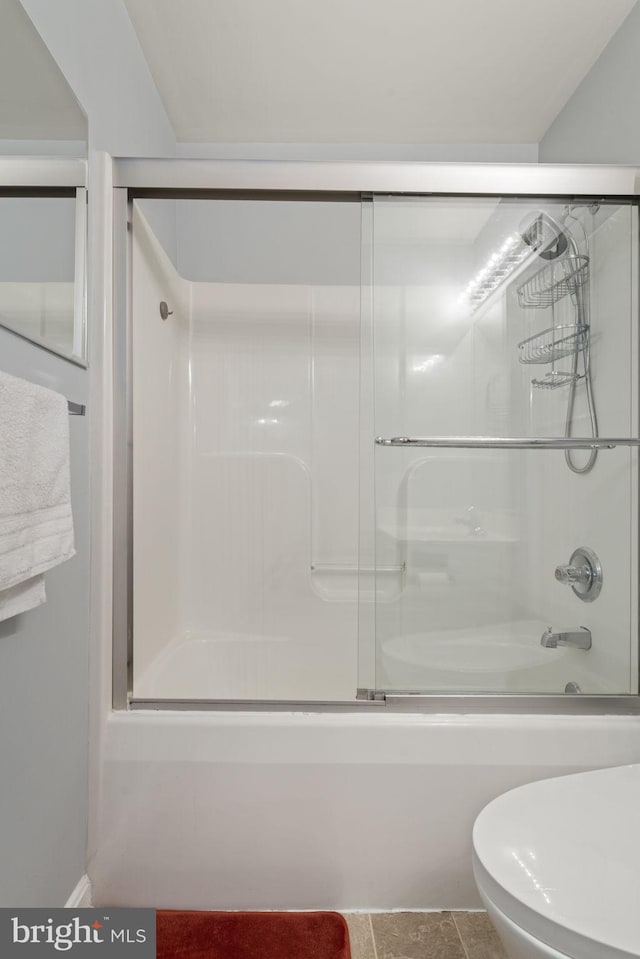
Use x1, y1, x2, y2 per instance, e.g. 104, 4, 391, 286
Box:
472, 764, 640, 959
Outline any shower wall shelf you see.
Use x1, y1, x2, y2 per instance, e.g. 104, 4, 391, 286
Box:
518, 324, 588, 365
310, 563, 405, 574
375, 436, 640, 450
517, 254, 589, 309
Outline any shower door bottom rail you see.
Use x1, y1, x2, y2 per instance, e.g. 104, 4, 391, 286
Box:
128, 693, 640, 715
375, 436, 640, 450
355, 691, 640, 714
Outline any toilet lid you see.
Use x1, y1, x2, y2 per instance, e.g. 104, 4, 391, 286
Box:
472, 764, 640, 959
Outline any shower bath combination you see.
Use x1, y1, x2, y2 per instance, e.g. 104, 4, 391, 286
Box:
100, 158, 640, 946
517, 205, 599, 473
113, 161, 640, 709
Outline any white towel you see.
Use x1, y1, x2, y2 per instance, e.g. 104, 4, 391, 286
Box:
0, 371, 75, 621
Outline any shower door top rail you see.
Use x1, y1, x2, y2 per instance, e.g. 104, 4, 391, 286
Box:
375, 436, 640, 450
0, 156, 86, 189
112, 158, 640, 198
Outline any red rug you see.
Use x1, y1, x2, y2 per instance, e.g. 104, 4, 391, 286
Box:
156, 911, 351, 959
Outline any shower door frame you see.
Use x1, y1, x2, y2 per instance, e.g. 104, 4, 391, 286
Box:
112, 157, 640, 713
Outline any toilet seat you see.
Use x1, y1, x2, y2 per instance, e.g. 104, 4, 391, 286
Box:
472, 764, 640, 959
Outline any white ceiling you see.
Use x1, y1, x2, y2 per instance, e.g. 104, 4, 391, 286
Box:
0, 0, 86, 141
123, 0, 637, 144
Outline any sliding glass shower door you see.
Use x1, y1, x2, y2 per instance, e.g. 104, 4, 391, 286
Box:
114, 157, 640, 708
129, 196, 363, 702
363, 195, 639, 696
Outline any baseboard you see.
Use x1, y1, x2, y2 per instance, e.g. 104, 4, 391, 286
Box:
65, 875, 93, 908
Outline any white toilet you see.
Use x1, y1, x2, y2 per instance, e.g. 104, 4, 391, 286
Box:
472, 764, 640, 959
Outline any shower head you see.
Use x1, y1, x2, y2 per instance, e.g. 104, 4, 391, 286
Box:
520, 210, 570, 261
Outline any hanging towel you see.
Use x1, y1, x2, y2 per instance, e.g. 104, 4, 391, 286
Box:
0, 371, 75, 622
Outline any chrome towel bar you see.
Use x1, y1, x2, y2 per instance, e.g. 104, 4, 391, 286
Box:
375, 436, 640, 450
67, 401, 85, 415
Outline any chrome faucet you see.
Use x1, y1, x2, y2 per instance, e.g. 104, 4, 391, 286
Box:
540, 626, 592, 650
455, 505, 486, 536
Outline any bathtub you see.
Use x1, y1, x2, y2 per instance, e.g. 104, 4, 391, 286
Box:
134, 631, 357, 701
378, 620, 607, 693
89, 711, 640, 910
134, 620, 606, 700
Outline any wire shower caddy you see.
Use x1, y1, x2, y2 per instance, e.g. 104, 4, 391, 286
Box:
517, 254, 590, 390
517, 254, 589, 309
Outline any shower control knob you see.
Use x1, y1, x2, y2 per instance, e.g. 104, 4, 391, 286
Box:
555, 564, 591, 586
554, 547, 602, 603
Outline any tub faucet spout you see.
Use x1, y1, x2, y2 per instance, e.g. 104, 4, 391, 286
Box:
540, 626, 592, 650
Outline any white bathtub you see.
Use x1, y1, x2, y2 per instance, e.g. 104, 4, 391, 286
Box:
379, 620, 607, 693
134, 631, 357, 701
134, 620, 606, 700
89, 711, 640, 910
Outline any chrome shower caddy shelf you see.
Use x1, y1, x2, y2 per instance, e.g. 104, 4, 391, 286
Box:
518, 323, 589, 365
530, 370, 583, 390
517, 254, 589, 309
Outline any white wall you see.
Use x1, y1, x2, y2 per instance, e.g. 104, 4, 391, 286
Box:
0, 0, 87, 144
0, 328, 89, 906
0, 139, 86, 156
0, 0, 175, 908
18, 0, 174, 157
539, 1, 640, 163
176, 142, 539, 162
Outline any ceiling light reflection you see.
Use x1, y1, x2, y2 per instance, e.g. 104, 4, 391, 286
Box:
461, 233, 531, 312
412, 354, 445, 374
511, 849, 551, 905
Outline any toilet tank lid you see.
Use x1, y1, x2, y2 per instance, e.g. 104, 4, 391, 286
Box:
472, 764, 640, 959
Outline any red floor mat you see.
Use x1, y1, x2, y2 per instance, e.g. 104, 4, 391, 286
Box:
156, 911, 351, 959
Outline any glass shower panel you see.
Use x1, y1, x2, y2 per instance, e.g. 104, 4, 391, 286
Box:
366, 195, 638, 695
131, 197, 362, 701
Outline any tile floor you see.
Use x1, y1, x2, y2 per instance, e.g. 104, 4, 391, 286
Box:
344, 911, 507, 959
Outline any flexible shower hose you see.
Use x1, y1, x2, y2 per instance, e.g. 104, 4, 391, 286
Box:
563, 212, 598, 474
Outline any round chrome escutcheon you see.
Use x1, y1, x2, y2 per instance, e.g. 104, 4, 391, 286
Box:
568, 546, 602, 602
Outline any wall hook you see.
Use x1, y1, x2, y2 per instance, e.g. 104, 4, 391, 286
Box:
159, 301, 173, 320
